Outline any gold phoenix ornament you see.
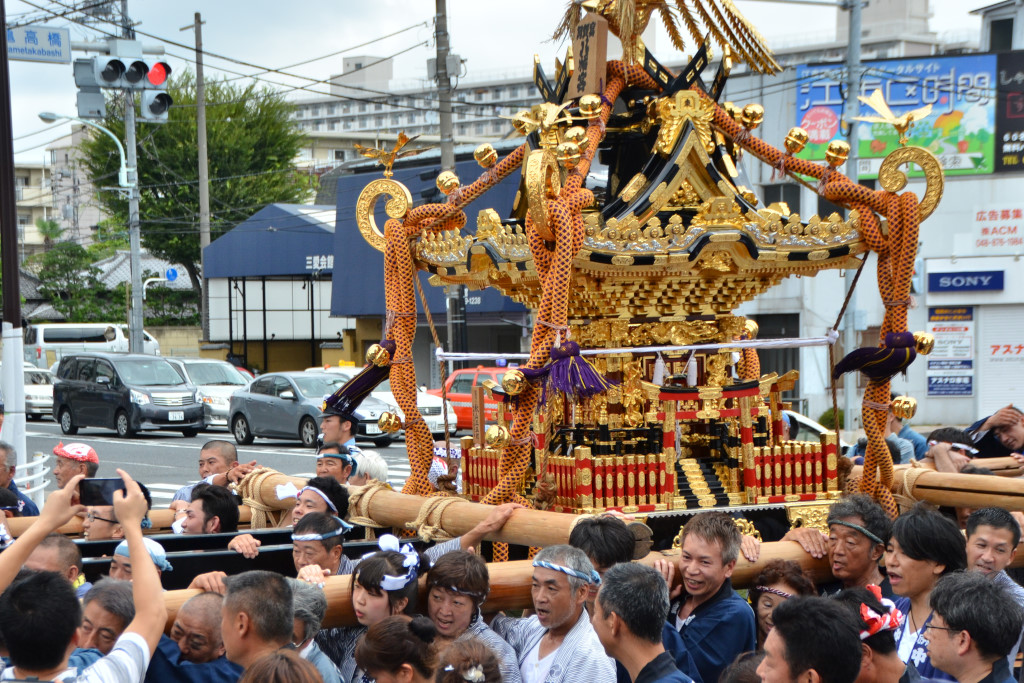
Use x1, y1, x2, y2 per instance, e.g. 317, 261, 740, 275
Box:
853, 89, 933, 147
354, 132, 433, 179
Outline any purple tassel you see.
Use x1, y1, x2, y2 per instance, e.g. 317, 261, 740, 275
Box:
323, 339, 396, 415
832, 331, 917, 382
529, 341, 617, 406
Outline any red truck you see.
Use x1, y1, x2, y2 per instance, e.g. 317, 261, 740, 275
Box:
427, 366, 509, 431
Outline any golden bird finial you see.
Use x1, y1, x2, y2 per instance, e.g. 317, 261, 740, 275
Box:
354, 132, 433, 179
852, 89, 932, 146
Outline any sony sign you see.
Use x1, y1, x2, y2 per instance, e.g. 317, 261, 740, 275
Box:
928, 271, 1005, 293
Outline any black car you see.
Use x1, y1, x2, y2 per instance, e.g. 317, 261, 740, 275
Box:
53, 352, 204, 438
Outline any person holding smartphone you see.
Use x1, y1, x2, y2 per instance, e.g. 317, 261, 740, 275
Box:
0, 469, 167, 682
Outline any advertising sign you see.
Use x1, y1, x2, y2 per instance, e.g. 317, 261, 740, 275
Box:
926, 307, 975, 397
796, 55, 997, 178
996, 51, 1024, 173
966, 204, 1024, 254
927, 270, 1004, 292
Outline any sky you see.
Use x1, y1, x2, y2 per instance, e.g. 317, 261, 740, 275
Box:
6, 0, 984, 164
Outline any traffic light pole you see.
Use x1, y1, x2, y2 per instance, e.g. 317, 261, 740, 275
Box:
122, 0, 144, 353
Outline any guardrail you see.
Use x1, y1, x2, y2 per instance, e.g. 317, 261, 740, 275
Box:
14, 453, 51, 508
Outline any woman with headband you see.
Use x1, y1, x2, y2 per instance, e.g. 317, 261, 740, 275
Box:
316, 534, 430, 681
747, 559, 815, 649
426, 551, 521, 683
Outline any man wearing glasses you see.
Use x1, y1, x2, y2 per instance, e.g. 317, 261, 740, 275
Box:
927, 572, 1024, 683
82, 483, 153, 541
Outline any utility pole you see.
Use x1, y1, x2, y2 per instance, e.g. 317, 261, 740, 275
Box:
122, 0, 143, 353
0, 0, 29, 475
435, 0, 467, 369
182, 12, 210, 341
841, 0, 862, 435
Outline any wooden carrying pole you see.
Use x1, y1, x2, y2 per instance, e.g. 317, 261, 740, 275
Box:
848, 466, 1024, 511
347, 483, 586, 548
851, 458, 1024, 479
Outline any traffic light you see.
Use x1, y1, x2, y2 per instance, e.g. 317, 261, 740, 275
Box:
72, 58, 105, 119
138, 59, 172, 123
139, 91, 172, 123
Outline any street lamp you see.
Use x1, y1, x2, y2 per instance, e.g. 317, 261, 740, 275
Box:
38, 112, 133, 189
39, 111, 144, 354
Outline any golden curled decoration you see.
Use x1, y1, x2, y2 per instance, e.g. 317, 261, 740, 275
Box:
355, 178, 414, 253
877, 146, 944, 221
524, 149, 562, 241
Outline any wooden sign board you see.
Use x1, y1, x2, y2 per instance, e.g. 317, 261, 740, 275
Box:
568, 14, 608, 100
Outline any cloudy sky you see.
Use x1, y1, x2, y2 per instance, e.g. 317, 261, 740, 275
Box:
7, 0, 982, 163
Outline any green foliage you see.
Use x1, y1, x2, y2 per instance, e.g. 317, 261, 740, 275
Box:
36, 242, 117, 321
78, 73, 313, 292
35, 218, 63, 245
818, 407, 843, 431
86, 219, 131, 261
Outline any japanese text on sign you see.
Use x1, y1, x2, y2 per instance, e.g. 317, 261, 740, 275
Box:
305, 254, 334, 270
970, 204, 1024, 254
5, 26, 70, 63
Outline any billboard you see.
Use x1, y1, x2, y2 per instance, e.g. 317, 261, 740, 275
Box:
996, 51, 1024, 173
796, 55, 997, 178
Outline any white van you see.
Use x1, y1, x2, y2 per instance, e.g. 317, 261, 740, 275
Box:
23, 323, 160, 368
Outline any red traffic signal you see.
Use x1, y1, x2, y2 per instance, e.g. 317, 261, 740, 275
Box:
147, 61, 170, 87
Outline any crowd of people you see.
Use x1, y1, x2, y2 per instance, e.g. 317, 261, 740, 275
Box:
0, 401, 1022, 683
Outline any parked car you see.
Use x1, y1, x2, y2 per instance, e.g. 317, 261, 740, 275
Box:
427, 366, 509, 431
783, 409, 851, 455
24, 367, 55, 420
229, 371, 394, 448
305, 366, 457, 438
165, 358, 250, 429
53, 352, 204, 438
25, 323, 160, 369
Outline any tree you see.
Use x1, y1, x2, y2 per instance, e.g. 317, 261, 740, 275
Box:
78, 73, 314, 292
35, 218, 63, 246
36, 242, 119, 321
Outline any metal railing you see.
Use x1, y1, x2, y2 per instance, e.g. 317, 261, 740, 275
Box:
14, 453, 51, 508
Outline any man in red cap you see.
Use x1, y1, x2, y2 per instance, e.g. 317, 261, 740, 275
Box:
52, 442, 99, 488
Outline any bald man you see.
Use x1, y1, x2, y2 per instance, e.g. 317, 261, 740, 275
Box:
144, 592, 242, 682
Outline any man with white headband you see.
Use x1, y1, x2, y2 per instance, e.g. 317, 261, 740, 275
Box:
918, 427, 979, 472
492, 544, 615, 683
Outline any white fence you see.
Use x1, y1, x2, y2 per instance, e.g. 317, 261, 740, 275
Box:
14, 453, 50, 508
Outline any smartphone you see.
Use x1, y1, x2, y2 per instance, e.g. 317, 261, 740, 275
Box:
78, 478, 126, 507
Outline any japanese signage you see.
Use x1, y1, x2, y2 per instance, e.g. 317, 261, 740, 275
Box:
996, 52, 1024, 173
5, 26, 70, 63
926, 307, 975, 397
568, 14, 608, 100
304, 254, 334, 270
927, 270, 1004, 292
796, 55, 997, 178
968, 204, 1024, 254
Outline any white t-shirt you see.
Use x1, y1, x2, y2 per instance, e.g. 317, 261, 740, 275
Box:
1, 632, 152, 683
521, 640, 556, 683
897, 619, 920, 664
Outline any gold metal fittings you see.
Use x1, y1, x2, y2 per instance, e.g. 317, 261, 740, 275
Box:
877, 146, 944, 221
354, 178, 413, 253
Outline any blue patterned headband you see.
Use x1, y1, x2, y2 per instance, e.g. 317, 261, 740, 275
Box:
292, 516, 353, 542
532, 559, 601, 585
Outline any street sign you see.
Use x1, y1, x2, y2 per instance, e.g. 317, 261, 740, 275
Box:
6, 26, 71, 64
165, 268, 177, 282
